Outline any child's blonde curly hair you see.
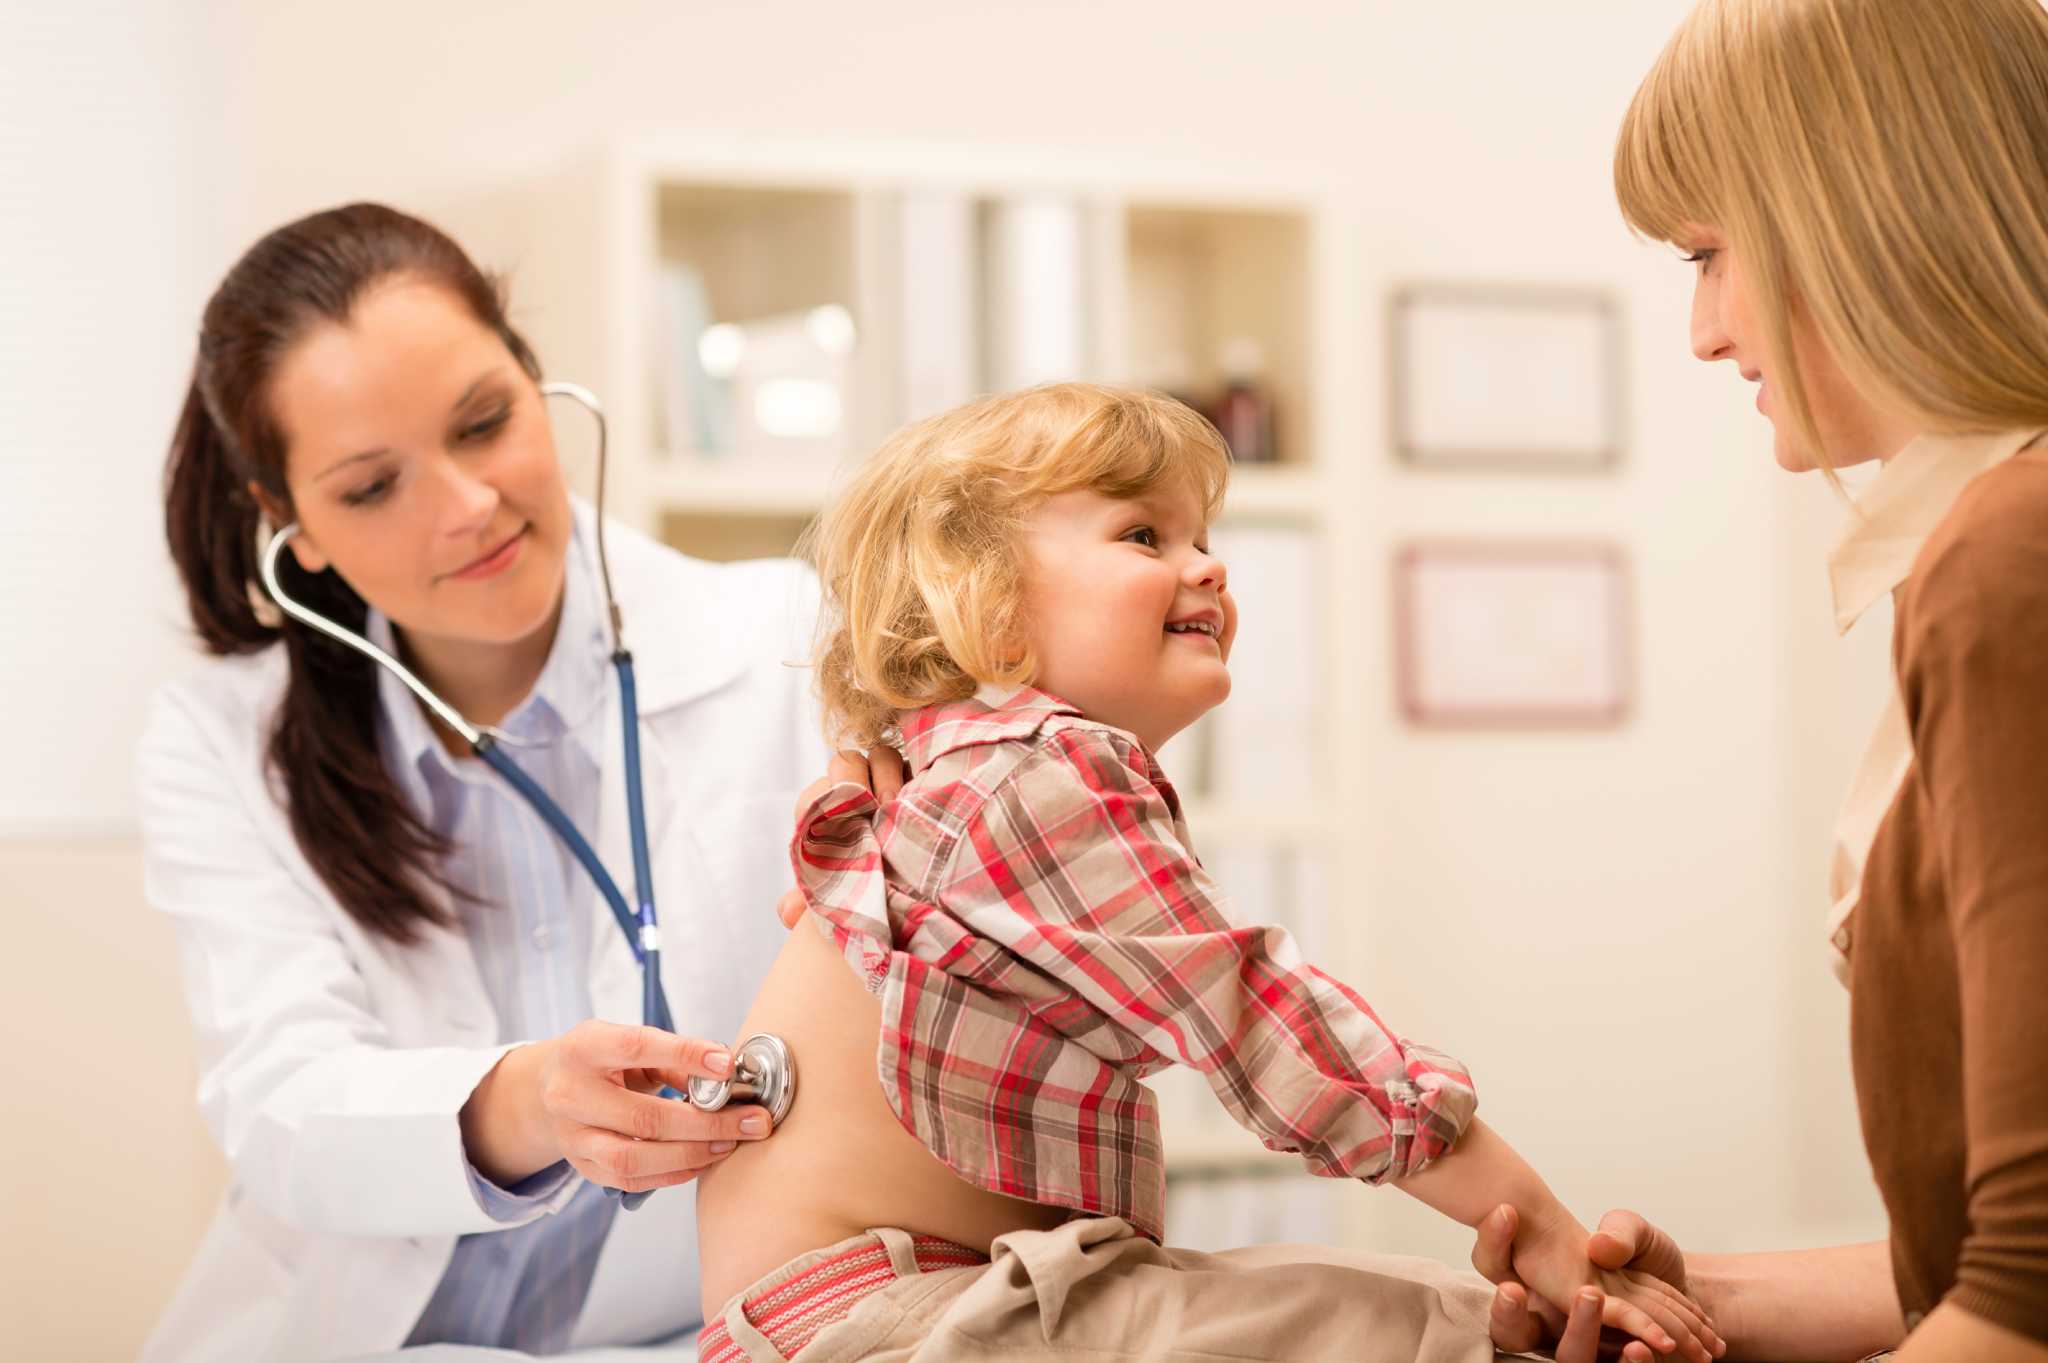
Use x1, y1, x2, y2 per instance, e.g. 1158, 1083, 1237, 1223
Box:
805, 382, 1232, 749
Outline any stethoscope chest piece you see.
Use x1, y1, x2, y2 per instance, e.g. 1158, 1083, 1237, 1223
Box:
688, 1032, 798, 1127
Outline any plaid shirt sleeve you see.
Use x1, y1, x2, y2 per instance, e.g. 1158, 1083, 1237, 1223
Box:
801, 720, 1478, 1187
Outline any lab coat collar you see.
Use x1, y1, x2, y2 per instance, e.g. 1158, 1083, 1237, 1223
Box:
569, 497, 750, 715
1827, 427, 2044, 633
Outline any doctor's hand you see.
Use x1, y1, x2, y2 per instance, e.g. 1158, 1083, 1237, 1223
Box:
463, 1021, 772, 1193
778, 747, 909, 929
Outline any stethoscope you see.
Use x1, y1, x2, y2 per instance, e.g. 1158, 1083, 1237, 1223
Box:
257, 381, 797, 1208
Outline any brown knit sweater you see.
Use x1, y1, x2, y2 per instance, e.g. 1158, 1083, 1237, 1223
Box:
1850, 445, 2048, 1342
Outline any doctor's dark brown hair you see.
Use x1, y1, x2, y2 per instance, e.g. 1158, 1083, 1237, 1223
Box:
162, 202, 542, 944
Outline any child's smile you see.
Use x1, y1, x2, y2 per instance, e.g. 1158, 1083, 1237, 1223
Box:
1165, 611, 1225, 647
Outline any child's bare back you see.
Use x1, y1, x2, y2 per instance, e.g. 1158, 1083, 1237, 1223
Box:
694, 910, 1067, 1320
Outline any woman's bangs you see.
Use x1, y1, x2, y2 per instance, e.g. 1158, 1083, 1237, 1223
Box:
1615, 28, 1726, 244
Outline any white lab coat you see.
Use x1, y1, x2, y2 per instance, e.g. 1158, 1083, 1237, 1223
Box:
135, 508, 830, 1363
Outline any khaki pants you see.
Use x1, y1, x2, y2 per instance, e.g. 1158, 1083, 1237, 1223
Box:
708, 1216, 1518, 1362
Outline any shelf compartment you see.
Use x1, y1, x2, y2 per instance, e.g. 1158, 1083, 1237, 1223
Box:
655, 183, 862, 331
1119, 204, 1314, 469
648, 181, 892, 473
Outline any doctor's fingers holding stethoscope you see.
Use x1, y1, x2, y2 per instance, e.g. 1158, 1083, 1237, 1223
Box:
465, 1020, 770, 1196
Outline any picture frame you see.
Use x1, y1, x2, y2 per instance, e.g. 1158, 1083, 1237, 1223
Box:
1393, 541, 1633, 728
1389, 283, 1624, 472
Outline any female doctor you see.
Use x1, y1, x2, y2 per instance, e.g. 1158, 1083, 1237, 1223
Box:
137, 203, 828, 1361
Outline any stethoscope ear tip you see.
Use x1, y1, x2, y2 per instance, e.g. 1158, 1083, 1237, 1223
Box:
260, 519, 301, 563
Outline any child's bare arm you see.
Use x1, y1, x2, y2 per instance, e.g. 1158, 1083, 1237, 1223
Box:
1401, 1118, 1722, 1363
1397, 1117, 1562, 1230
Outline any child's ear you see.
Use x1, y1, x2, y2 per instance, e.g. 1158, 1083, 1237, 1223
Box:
990, 612, 1032, 675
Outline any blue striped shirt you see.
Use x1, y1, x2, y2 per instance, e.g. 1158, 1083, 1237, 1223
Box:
370, 544, 621, 1353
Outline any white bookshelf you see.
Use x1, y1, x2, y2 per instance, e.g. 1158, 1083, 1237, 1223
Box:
476, 137, 1375, 1220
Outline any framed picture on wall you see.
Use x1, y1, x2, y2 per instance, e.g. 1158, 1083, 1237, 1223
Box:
1389, 284, 1624, 472
1393, 541, 1633, 728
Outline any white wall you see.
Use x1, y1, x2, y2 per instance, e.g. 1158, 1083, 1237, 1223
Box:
5, 2, 1893, 1356
3, 6, 235, 1357
0, 0, 228, 834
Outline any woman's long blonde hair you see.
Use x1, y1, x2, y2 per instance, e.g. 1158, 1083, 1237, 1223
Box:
805, 382, 1231, 749
1615, 0, 2048, 467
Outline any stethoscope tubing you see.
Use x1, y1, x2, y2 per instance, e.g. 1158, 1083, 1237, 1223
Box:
257, 526, 486, 747
473, 714, 661, 979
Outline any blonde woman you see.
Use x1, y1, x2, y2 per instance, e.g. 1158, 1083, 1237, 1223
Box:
1477, 2, 2048, 1361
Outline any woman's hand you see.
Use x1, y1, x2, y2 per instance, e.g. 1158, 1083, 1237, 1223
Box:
462, 1021, 771, 1193
1478, 1204, 1704, 1362
777, 747, 908, 928
1491, 1286, 1623, 1363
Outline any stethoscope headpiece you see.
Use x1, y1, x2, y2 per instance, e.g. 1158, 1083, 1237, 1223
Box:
687, 1032, 798, 1128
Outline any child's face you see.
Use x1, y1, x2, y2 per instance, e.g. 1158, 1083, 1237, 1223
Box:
1016, 482, 1236, 751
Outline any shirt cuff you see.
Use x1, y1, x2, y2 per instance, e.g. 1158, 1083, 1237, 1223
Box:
795, 778, 881, 840
1377, 1043, 1480, 1183
464, 1157, 578, 1222
790, 778, 894, 983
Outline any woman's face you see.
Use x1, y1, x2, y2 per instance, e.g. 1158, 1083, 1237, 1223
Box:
1680, 225, 1918, 471
264, 278, 572, 655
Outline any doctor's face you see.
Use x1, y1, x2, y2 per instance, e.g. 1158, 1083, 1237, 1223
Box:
265, 277, 573, 656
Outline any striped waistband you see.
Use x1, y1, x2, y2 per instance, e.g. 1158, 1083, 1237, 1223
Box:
699, 1230, 988, 1363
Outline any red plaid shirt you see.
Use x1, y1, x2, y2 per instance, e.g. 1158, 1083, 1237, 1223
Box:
793, 685, 1478, 1241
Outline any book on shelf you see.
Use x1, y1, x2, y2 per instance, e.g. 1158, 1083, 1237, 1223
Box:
655, 259, 733, 458
897, 191, 979, 424
983, 196, 1090, 390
